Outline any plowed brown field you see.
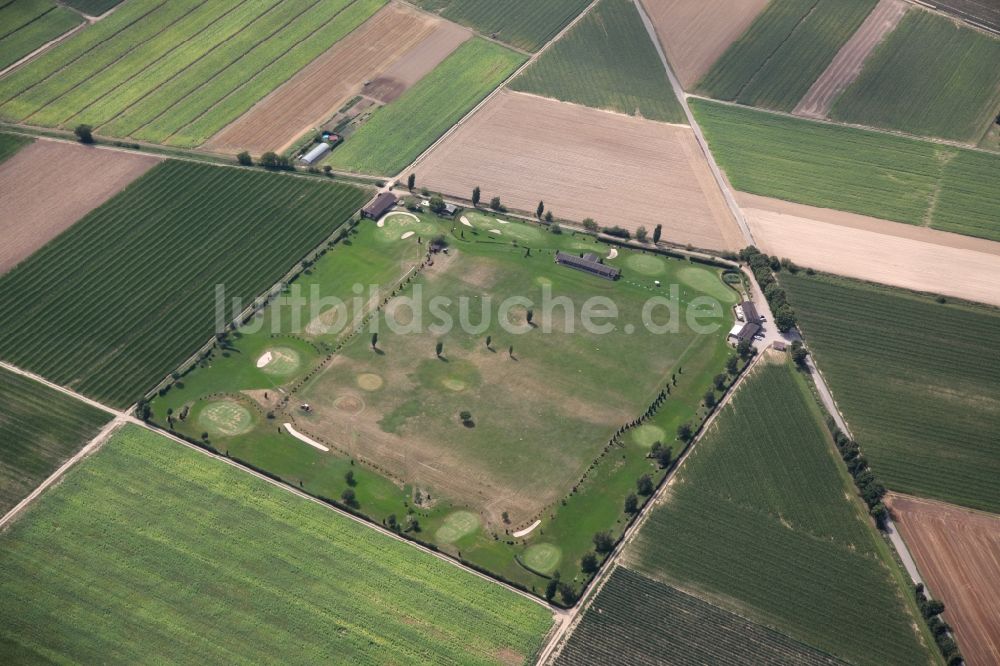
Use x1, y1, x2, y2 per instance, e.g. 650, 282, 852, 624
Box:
639, 0, 770, 89
0, 140, 160, 274
888, 493, 1000, 666
417, 91, 741, 251
205, 2, 470, 155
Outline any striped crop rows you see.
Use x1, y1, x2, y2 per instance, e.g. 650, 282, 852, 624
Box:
0, 0, 83, 72
0, 0, 383, 147
414, 0, 591, 52
0, 161, 369, 407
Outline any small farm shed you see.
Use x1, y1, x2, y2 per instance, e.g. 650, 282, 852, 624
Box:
555, 251, 620, 280
728, 321, 761, 343
299, 142, 331, 165
362, 192, 397, 219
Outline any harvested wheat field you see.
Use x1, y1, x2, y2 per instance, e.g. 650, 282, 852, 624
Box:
417, 91, 741, 251
639, 0, 770, 89
888, 493, 1000, 666
741, 193, 1000, 307
205, 2, 471, 155
795, 0, 909, 118
0, 140, 160, 274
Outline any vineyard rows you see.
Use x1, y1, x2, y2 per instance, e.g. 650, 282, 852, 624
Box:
511, 0, 685, 123
698, 0, 877, 111
626, 361, 933, 665
0, 366, 109, 515
414, 0, 591, 52
0, 426, 553, 664
0, 0, 383, 148
782, 272, 1000, 514
555, 567, 843, 665
0, 161, 369, 407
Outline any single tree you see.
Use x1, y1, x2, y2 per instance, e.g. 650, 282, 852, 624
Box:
737, 339, 754, 359
526, 309, 534, 326
677, 422, 693, 442
775, 304, 797, 332
407, 173, 416, 190
489, 196, 503, 211
429, 195, 446, 214
341, 488, 356, 506
405, 514, 421, 532
636, 226, 648, 242
536, 201, 545, 218
580, 552, 599, 574
386, 514, 398, 530
593, 531, 614, 554
501, 511, 510, 524
582, 218, 598, 231
790, 340, 808, 368
371, 332, 378, 349
545, 574, 560, 601
345, 470, 356, 486
653, 224, 662, 244
559, 583, 578, 605
436, 341, 444, 357
74, 124, 94, 144
508, 344, 514, 357
636, 474, 654, 496
725, 355, 739, 375
472, 185, 481, 206
713, 373, 727, 391
236, 151, 253, 166
485, 335, 492, 348
703, 390, 717, 408
544, 210, 554, 223
323, 165, 333, 176
624, 493, 639, 514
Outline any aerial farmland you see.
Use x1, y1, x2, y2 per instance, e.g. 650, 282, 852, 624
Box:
0, 0, 997, 663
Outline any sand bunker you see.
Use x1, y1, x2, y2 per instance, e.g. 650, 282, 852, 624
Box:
488, 229, 502, 235
283, 423, 329, 452
512, 519, 541, 538
255, 351, 273, 368
460, 216, 473, 227
607, 248, 619, 259
401, 231, 415, 239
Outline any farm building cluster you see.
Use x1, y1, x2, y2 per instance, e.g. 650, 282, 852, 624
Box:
727, 300, 762, 343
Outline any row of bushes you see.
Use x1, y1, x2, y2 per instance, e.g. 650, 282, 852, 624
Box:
915, 583, 964, 665
828, 423, 889, 528
738, 246, 803, 332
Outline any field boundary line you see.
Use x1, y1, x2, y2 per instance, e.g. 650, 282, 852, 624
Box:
631, 0, 755, 247
0, 20, 87, 80
396, 0, 532, 56
536, 351, 769, 664
0, 360, 121, 417
903, 0, 1000, 36
0, 414, 127, 531
394, 0, 605, 183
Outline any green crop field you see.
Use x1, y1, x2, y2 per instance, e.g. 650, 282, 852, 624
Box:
831, 10, 1000, 142
555, 567, 843, 665
0, 0, 83, 72
414, 0, 591, 52
148, 209, 738, 597
62, 0, 124, 15
697, 0, 877, 111
692, 99, 1000, 241
510, 0, 684, 123
782, 272, 1000, 514
0, 132, 32, 162
0, 0, 383, 147
0, 367, 109, 516
0, 425, 553, 664
626, 359, 933, 665
0, 160, 370, 408
325, 38, 523, 176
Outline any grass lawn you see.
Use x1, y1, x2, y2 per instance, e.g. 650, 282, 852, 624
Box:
0, 0, 83, 72
697, 0, 877, 111
782, 271, 1000, 514
0, 367, 109, 515
0, 132, 32, 163
626, 357, 935, 665
692, 98, 1000, 241
831, 9, 1000, 143
0, 425, 554, 664
150, 210, 738, 599
555, 567, 844, 665
413, 0, 592, 52
510, 0, 685, 123
0, 160, 370, 407
325, 38, 524, 175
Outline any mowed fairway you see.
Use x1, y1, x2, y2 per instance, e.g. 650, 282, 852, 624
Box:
697, 0, 878, 111
831, 9, 1000, 142
552, 568, 841, 665
626, 358, 933, 665
418, 91, 742, 250
0, 0, 385, 147
0, 140, 160, 273
0, 161, 369, 407
693, 99, 1000, 241
324, 37, 523, 175
414, 0, 591, 51
0, 367, 109, 516
887, 494, 1000, 666
511, 0, 684, 123
638, 0, 769, 90
0, 0, 83, 72
781, 272, 1000, 514
205, 2, 471, 155
0, 426, 554, 664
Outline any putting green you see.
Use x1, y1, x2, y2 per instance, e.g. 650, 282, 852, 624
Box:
356, 373, 384, 391
678, 266, 736, 303
376, 215, 437, 242
502, 223, 542, 243
625, 253, 667, 276
441, 378, 466, 392
522, 543, 561, 574
631, 424, 666, 448
198, 400, 254, 437
258, 347, 300, 376
435, 511, 480, 543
